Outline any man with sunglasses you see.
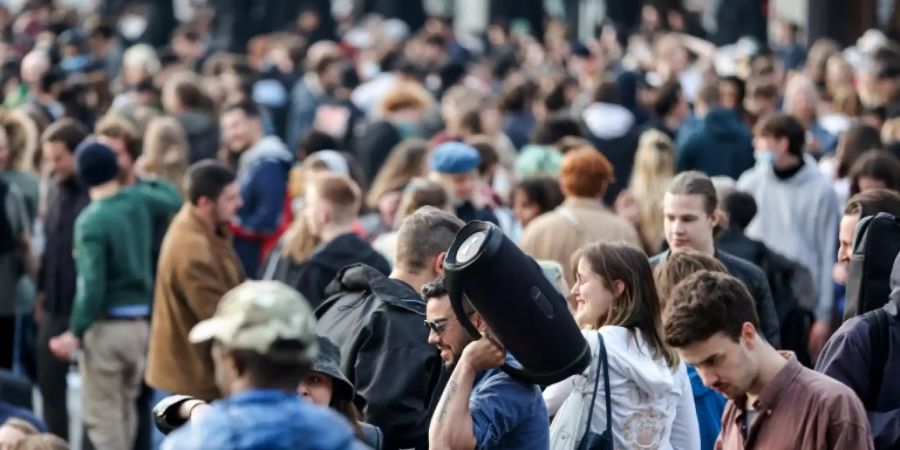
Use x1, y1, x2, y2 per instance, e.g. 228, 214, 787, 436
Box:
423, 277, 549, 450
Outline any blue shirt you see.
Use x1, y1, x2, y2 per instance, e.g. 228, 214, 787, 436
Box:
161, 389, 364, 450
470, 357, 549, 450
688, 365, 726, 450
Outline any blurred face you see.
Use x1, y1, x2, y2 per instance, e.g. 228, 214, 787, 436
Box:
211, 182, 243, 226
676, 328, 759, 400
0, 129, 8, 170
297, 371, 334, 406
663, 193, 717, 252
303, 184, 328, 238
720, 82, 740, 110
97, 135, 134, 180
43, 140, 76, 181
426, 296, 474, 368
441, 172, 478, 203
838, 213, 860, 263
0, 424, 26, 450
857, 176, 887, 192
512, 188, 541, 227
753, 133, 788, 161
571, 258, 619, 329
221, 110, 258, 153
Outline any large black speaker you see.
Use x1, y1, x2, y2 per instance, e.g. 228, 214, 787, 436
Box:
443, 221, 591, 385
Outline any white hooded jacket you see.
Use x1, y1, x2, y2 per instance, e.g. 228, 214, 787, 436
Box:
544, 326, 700, 450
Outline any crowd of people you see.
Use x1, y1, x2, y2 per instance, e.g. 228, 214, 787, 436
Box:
0, 0, 899, 449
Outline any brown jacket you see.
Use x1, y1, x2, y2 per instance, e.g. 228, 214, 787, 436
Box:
146, 205, 245, 400
717, 354, 874, 450
519, 197, 643, 286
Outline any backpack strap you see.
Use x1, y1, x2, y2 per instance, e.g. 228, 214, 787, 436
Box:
865, 308, 890, 410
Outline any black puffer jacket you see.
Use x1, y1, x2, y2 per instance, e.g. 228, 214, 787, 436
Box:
314, 264, 443, 450
650, 249, 782, 348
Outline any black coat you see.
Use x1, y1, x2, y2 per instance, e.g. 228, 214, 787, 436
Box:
315, 264, 444, 450
261, 233, 390, 309
651, 249, 782, 347
38, 177, 90, 317
354, 120, 401, 186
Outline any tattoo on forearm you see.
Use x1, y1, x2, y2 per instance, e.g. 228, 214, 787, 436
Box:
437, 381, 458, 423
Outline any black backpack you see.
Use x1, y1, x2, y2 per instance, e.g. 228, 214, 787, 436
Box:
845, 213, 900, 321
759, 248, 816, 367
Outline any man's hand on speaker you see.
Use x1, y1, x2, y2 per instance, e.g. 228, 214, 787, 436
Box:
461, 335, 506, 372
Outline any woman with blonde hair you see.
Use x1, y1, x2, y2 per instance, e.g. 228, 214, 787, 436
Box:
0, 109, 40, 221
544, 242, 699, 450
140, 116, 189, 195
616, 129, 675, 253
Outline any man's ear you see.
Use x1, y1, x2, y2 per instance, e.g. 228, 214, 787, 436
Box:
471, 312, 488, 335
434, 251, 447, 275
741, 322, 759, 350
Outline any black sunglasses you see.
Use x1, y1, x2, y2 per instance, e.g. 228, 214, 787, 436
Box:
424, 311, 475, 335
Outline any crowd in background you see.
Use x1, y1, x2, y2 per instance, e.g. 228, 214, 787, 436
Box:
0, 0, 898, 449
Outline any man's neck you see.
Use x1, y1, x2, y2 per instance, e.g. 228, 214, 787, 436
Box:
89, 181, 121, 201
773, 153, 802, 171
318, 223, 354, 243
390, 268, 436, 295
745, 343, 788, 408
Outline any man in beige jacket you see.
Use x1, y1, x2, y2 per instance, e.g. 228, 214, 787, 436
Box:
520, 147, 642, 287
146, 161, 245, 401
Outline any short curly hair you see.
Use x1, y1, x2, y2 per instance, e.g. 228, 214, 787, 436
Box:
559, 147, 613, 198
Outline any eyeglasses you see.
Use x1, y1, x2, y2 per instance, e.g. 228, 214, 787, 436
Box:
424, 318, 457, 335
424, 312, 475, 335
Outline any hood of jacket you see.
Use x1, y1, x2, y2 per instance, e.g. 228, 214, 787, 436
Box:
237, 135, 293, 180
600, 326, 676, 398
703, 108, 748, 139
307, 233, 387, 274
178, 110, 217, 136
582, 102, 635, 140
320, 263, 425, 315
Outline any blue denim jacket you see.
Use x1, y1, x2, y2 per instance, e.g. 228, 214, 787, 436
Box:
470, 357, 550, 450
161, 389, 365, 450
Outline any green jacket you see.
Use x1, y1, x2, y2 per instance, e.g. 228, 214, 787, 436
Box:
70, 180, 181, 338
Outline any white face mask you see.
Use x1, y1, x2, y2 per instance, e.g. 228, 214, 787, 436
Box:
119, 14, 148, 40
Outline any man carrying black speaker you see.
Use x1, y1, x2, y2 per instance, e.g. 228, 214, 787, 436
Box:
423, 276, 549, 450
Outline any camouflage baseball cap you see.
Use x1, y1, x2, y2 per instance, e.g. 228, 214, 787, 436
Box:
189, 281, 318, 361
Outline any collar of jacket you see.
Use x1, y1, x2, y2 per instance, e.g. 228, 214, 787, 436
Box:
562, 197, 606, 211
180, 204, 231, 241
320, 263, 425, 315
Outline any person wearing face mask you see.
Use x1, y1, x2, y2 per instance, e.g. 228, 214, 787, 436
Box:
544, 242, 699, 450
650, 171, 781, 347
664, 271, 873, 450
737, 113, 841, 360
354, 82, 433, 185
423, 277, 550, 450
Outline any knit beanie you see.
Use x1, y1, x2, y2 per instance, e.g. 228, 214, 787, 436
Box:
75, 140, 119, 187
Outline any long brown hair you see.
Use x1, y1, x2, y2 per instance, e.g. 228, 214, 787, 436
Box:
366, 138, 429, 209
142, 116, 189, 195
572, 242, 679, 369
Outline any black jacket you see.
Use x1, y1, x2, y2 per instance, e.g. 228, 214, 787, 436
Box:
261, 233, 390, 309
38, 177, 90, 316
314, 264, 443, 450
650, 249, 782, 347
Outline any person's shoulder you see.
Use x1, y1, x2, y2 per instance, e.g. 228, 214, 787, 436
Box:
798, 365, 867, 409
520, 211, 562, 237
717, 250, 766, 280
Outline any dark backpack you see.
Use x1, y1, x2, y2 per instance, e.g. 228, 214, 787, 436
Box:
863, 307, 890, 411
759, 248, 816, 367
845, 213, 900, 321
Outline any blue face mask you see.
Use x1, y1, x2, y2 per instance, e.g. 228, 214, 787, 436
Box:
395, 121, 419, 139
755, 149, 776, 166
